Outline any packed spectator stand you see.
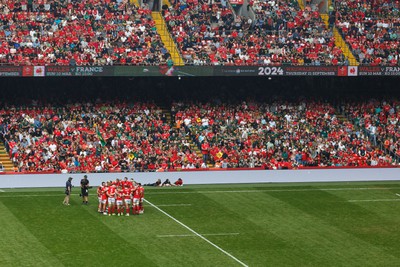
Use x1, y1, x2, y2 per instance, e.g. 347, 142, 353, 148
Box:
163, 0, 347, 65
0, 0, 170, 65
342, 99, 400, 162
0, 0, 400, 66
0, 101, 202, 173
334, 0, 400, 66
0, 81, 398, 173
173, 100, 394, 170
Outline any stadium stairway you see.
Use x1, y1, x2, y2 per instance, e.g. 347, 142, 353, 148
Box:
186, 135, 204, 163
297, 0, 359, 66
161, 106, 208, 166
129, 0, 140, 6
319, 14, 358, 66
0, 143, 14, 171
297, 0, 304, 10
336, 113, 348, 124
152, 12, 185, 66
332, 26, 359, 66
184, 129, 214, 168
160, 106, 172, 124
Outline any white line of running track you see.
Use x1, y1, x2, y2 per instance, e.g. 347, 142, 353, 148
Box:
144, 199, 248, 267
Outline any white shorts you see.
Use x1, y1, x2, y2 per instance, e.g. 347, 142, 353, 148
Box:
98, 197, 102, 203
116, 200, 123, 205
124, 199, 131, 205
108, 197, 115, 204
101, 199, 107, 204
133, 198, 140, 205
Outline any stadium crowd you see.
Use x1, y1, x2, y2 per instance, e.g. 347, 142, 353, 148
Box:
342, 99, 400, 161
0, 0, 170, 65
0, 100, 203, 173
0, 89, 399, 173
162, 0, 346, 65
0, 0, 399, 66
334, 0, 400, 65
173, 100, 394, 169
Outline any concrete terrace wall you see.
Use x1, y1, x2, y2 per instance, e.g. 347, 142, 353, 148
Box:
1, 168, 400, 188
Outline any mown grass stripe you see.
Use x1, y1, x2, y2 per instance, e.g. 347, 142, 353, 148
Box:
0, 202, 64, 267
145, 198, 249, 267
265, 189, 400, 262
2, 196, 157, 266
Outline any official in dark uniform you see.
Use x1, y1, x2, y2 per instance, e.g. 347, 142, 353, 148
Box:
80, 175, 90, 204
63, 177, 73, 205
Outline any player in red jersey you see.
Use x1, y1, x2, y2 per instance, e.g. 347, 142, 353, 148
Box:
101, 183, 109, 215
137, 183, 145, 214
97, 182, 106, 213
112, 178, 121, 187
121, 177, 133, 188
115, 186, 124, 216
132, 183, 141, 215
122, 185, 132, 216
106, 183, 116, 216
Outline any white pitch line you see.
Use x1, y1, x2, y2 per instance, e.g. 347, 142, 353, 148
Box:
148, 187, 400, 195
348, 199, 400, 202
0, 193, 81, 198
0, 189, 5, 192
0, 194, 60, 197
144, 199, 248, 267
155, 204, 192, 207
0, 187, 399, 197
396, 193, 400, 197
157, 233, 239, 238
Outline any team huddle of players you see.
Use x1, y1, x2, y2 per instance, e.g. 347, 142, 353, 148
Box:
97, 177, 144, 216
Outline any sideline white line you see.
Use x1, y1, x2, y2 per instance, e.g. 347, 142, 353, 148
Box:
148, 187, 400, 195
0, 187, 399, 197
0, 189, 5, 192
155, 204, 192, 207
144, 199, 248, 267
348, 199, 400, 202
157, 233, 239, 238
0, 194, 60, 197
396, 193, 400, 197
0, 193, 81, 198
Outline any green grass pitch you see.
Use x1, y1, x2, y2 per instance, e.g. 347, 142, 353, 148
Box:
1, 182, 400, 267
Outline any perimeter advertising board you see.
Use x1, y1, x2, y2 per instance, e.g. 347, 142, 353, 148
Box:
45, 66, 114, 76
359, 66, 400, 76
1, 65, 400, 77
0, 66, 21, 76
